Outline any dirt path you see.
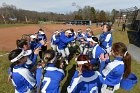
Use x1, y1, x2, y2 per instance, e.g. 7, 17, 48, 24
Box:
0, 24, 101, 51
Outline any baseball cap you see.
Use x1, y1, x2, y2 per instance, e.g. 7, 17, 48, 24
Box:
54, 31, 60, 34
87, 38, 98, 43
77, 29, 81, 32
39, 31, 45, 34
66, 30, 72, 34
30, 35, 36, 39
86, 28, 91, 31
10, 49, 32, 63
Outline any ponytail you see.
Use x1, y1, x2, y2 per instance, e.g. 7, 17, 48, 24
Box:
8, 62, 18, 82
10, 63, 15, 73
123, 53, 131, 79
10, 62, 18, 73
112, 42, 131, 79
82, 63, 93, 71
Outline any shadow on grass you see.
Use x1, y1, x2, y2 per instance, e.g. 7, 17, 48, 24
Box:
57, 45, 79, 93
69, 45, 80, 61
61, 64, 76, 93
127, 30, 140, 47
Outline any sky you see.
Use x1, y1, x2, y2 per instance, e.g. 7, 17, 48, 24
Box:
0, 0, 140, 14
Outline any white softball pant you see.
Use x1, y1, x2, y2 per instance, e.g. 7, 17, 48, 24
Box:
58, 47, 70, 58
51, 43, 57, 51
101, 84, 120, 93
105, 47, 112, 55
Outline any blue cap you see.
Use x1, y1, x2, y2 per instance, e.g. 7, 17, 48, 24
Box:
120, 73, 138, 91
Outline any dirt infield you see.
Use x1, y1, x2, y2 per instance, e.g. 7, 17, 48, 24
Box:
0, 24, 101, 51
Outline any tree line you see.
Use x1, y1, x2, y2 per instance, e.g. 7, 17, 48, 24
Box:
0, 3, 120, 24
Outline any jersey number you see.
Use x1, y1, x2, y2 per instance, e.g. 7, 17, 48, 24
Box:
90, 86, 98, 93
41, 77, 51, 93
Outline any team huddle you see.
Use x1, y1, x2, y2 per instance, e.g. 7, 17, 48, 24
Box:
8, 24, 132, 93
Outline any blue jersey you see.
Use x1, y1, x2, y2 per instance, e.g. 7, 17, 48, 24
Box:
51, 34, 60, 45
30, 41, 43, 51
102, 57, 124, 86
90, 44, 105, 64
71, 32, 76, 37
23, 49, 39, 69
11, 65, 36, 93
36, 64, 65, 93
24, 54, 38, 69
85, 35, 93, 46
38, 33, 47, 41
77, 33, 84, 41
89, 44, 106, 73
67, 70, 103, 93
77, 33, 84, 38
84, 33, 88, 38
58, 32, 75, 50
99, 32, 112, 49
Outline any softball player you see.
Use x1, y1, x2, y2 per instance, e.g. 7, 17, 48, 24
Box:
51, 30, 60, 51
37, 29, 47, 42
16, 39, 30, 50
83, 31, 94, 55
57, 30, 76, 64
37, 29, 47, 61
101, 42, 131, 93
69, 28, 77, 47
16, 39, 40, 69
84, 27, 92, 38
76, 29, 85, 54
99, 24, 112, 55
36, 49, 65, 93
88, 37, 109, 73
8, 49, 36, 93
67, 55, 103, 93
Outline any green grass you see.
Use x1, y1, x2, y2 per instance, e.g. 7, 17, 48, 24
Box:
0, 24, 34, 28
0, 25, 139, 93
112, 23, 129, 45
0, 52, 14, 93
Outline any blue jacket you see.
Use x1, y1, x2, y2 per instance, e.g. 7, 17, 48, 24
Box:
99, 31, 112, 49
36, 63, 65, 93
67, 70, 103, 93
58, 32, 75, 50
102, 57, 124, 86
11, 65, 36, 93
